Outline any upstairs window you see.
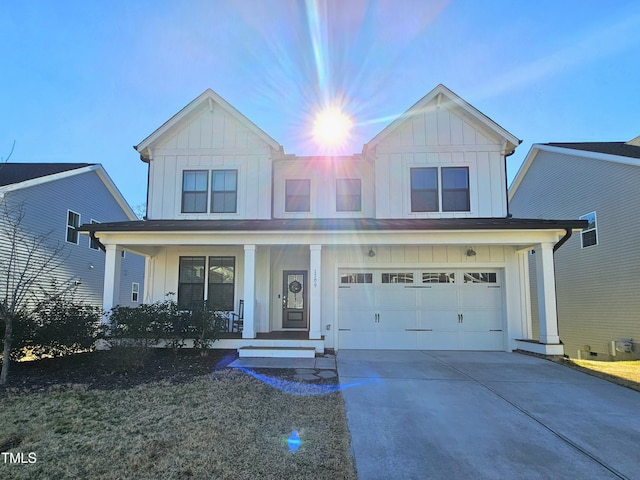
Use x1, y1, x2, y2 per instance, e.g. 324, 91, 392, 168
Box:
442, 167, 470, 212
336, 179, 362, 212
580, 212, 598, 248
66, 210, 80, 244
211, 170, 237, 213
182, 170, 208, 213
411, 168, 438, 212
285, 179, 310, 212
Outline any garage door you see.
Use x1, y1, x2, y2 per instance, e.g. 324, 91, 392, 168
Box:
337, 269, 504, 350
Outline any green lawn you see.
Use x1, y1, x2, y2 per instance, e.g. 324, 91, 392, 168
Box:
0, 367, 356, 479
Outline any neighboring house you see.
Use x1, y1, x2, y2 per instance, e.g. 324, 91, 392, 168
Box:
509, 138, 640, 360
82, 85, 585, 357
0, 163, 144, 309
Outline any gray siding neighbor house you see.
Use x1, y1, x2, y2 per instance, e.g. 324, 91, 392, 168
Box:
0, 163, 144, 309
509, 137, 640, 360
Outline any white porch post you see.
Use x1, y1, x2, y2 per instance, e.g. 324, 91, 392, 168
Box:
103, 244, 122, 322
242, 245, 256, 339
535, 242, 560, 344
309, 245, 322, 340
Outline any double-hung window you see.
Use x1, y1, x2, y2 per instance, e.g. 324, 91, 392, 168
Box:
410, 166, 470, 213
182, 171, 208, 213
89, 220, 100, 250
211, 170, 237, 213
410, 168, 438, 212
178, 256, 206, 308
208, 256, 235, 311
285, 179, 310, 212
441, 167, 470, 212
336, 179, 361, 212
580, 212, 597, 248
66, 210, 80, 244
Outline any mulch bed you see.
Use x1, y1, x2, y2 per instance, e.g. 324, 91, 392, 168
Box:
0, 349, 238, 394
0, 349, 338, 395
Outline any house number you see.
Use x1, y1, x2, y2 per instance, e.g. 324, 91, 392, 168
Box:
314, 269, 318, 287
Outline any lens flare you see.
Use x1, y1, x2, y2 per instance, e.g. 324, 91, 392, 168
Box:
312, 106, 353, 149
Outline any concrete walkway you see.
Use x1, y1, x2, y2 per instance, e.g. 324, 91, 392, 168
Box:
337, 350, 640, 480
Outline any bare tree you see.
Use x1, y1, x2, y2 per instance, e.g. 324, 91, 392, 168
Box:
0, 202, 67, 384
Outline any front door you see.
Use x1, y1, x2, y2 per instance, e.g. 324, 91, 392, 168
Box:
282, 270, 308, 329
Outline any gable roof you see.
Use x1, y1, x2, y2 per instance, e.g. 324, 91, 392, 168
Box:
0, 162, 93, 187
544, 142, 640, 160
0, 163, 137, 221
509, 139, 640, 201
135, 89, 283, 161
364, 84, 521, 154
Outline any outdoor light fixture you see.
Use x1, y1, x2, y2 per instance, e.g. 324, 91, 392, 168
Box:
368, 248, 376, 257
466, 248, 476, 257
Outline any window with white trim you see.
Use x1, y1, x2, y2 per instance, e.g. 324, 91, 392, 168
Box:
211, 170, 237, 213
131, 282, 140, 302
66, 210, 80, 244
336, 179, 361, 212
580, 212, 597, 248
410, 166, 470, 213
285, 179, 310, 212
182, 170, 208, 213
340, 273, 373, 284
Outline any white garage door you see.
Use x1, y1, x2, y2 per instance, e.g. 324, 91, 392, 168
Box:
337, 269, 504, 350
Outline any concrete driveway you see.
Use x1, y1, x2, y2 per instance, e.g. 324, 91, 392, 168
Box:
337, 350, 640, 480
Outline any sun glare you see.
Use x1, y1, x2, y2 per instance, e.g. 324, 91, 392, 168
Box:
312, 107, 353, 149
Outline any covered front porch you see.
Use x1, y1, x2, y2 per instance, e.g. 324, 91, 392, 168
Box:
101, 241, 327, 355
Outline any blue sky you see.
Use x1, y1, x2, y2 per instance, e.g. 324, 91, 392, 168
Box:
2, 0, 640, 211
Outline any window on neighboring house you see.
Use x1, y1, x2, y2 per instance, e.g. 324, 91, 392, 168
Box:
208, 256, 235, 311
336, 179, 361, 212
131, 282, 140, 303
285, 179, 310, 212
182, 170, 208, 213
410, 168, 438, 212
211, 170, 237, 213
66, 210, 80, 244
441, 167, 470, 212
178, 256, 206, 308
89, 220, 100, 250
580, 212, 598, 248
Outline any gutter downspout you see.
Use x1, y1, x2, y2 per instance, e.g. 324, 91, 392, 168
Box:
553, 228, 572, 253
90, 231, 106, 253
502, 140, 521, 218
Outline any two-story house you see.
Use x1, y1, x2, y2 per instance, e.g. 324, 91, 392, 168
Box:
81, 85, 585, 357
509, 139, 640, 360
0, 163, 144, 309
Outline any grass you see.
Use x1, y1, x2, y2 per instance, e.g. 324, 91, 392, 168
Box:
561, 359, 640, 392
0, 365, 356, 479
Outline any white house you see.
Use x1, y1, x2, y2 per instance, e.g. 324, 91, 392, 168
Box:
0, 163, 144, 308
81, 85, 585, 357
509, 139, 640, 360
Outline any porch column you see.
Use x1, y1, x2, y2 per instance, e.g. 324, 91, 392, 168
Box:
103, 244, 122, 322
535, 242, 560, 344
309, 245, 322, 340
242, 245, 256, 339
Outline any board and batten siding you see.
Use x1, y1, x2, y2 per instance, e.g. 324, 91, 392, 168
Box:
0, 170, 144, 309
510, 150, 640, 359
371, 97, 507, 219
146, 101, 273, 220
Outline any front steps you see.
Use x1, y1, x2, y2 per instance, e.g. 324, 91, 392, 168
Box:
238, 346, 316, 358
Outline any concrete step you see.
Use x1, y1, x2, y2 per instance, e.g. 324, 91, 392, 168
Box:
238, 346, 316, 358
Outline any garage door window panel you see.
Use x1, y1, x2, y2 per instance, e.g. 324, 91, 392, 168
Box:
381, 273, 414, 284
